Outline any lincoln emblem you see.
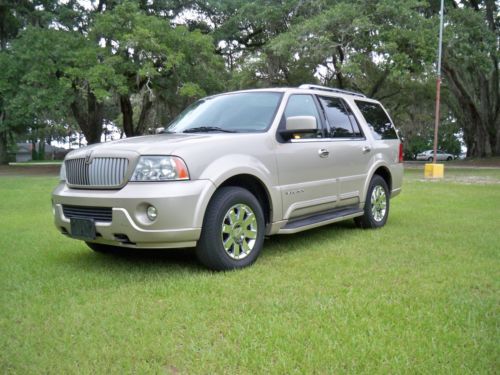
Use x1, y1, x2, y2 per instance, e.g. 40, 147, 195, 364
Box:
84, 151, 93, 165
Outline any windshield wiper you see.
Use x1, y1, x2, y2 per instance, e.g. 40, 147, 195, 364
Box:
183, 126, 237, 133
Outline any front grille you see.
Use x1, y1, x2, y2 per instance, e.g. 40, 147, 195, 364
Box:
62, 205, 113, 222
65, 157, 129, 187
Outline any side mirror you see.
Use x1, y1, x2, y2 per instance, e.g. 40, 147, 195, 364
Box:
285, 116, 317, 132
280, 116, 317, 140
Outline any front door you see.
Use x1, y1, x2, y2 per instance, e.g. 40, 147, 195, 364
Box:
275, 94, 340, 220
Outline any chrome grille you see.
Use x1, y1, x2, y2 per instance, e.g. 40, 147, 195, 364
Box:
62, 205, 112, 222
65, 157, 129, 187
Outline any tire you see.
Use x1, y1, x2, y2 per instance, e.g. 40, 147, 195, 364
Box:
196, 187, 265, 271
86, 242, 118, 254
427, 157, 433, 161
354, 175, 390, 229
447, 156, 452, 161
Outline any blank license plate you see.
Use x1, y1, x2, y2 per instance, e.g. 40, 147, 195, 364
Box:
70, 218, 96, 241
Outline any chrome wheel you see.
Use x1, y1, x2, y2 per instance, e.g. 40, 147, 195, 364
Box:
371, 185, 387, 222
221, 204, 258, 260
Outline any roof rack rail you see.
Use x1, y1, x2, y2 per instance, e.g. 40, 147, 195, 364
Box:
298, 84, 366, 98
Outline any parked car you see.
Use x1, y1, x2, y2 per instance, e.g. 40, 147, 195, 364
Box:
416, 149, 454, 161
52, 84, 403, 270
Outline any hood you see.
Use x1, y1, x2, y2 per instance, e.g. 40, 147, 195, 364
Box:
66, 133, 218, 158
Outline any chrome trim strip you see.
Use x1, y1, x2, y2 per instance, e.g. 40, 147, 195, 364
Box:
290, 137, 366, 143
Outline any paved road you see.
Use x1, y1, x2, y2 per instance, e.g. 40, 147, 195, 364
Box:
404, 161, 500, 169
0, 165, 59, 176
1, 161, 499, 177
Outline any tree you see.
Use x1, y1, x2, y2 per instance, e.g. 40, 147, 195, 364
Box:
1, 26, 114, 147
1, 0, 497, 163
0, 0, 225, 160
92, 1, 225, 137
197, 0, 496, 157
442, 0, 499, 157
0, 0, 60, 163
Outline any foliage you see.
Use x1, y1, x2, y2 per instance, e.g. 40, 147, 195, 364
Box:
87, 1, 226, 136
0, 0, 224, 161
0, 0, 498, 163
0, 0, 57, 163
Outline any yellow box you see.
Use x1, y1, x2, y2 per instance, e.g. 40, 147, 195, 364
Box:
424, 163, 444, 178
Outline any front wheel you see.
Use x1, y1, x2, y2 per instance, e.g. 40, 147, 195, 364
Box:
354, 175, 390, 229
196, 187, 265, 271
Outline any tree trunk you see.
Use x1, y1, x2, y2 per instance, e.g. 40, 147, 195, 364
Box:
0, 106, 8, 164
495, 127, 500, 156
70, 88, 103, 145
331, 54, 344, 89
368, 68, 390, 98
38, 141, 45, 160
120, 95, 135, 137
0, 131, 8, 165
86, 88, 103, 144
471, 121, 492, 157
136, 93, 153, 135
443, 62, 497, 157
31, 140, 37, 160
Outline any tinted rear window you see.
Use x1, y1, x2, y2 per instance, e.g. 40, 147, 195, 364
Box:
355, 100, 397, 140
319, 96, 363, 138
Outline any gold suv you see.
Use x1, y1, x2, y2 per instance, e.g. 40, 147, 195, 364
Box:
53, 84, 403, 270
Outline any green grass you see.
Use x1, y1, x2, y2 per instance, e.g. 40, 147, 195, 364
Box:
1, 170, 499, 374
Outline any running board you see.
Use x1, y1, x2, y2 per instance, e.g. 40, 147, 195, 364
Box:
278, 206, 363, 234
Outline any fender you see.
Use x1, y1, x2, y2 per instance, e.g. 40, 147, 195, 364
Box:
194, 153, 283, 226
361, 159, 392, 204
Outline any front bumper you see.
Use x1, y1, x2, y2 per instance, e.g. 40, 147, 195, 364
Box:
52, 180, 216, 249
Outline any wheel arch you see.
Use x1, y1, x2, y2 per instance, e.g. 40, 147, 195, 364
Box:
362, 163, 393, 203
373, 166, 392, 192
217, 174, 273, 229
192, 153, 281, 231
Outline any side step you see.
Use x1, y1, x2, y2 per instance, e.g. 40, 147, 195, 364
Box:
279, 206, 363, 234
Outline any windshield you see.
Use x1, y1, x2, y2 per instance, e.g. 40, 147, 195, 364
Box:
167, 92, 283, 133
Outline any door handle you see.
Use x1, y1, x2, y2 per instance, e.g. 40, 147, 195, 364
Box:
318, 148, 329, 158
362, 146, 371, 153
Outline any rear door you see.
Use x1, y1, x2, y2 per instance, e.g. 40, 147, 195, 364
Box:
317, 96, 371, 207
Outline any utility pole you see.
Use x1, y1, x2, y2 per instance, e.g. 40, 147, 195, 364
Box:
425, 0, 445, 178
432, 0, 445, 164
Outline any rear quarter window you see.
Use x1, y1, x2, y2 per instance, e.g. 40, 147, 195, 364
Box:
355, 100, 398, 140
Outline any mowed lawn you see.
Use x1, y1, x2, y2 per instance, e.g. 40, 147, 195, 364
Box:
0, 168, 499, 374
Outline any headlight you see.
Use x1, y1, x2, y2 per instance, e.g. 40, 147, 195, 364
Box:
59, 163, 66, 181
130, 156, 189, 181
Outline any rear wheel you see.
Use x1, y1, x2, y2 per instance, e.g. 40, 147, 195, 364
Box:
354, 175, 390, 229
196, 187, 265, 271
447, 156, 452, 161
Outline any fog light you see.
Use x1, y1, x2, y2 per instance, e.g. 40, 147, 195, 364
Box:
146, 205, 158, 221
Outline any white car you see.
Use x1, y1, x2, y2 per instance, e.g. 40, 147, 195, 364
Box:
416, 149, 454, 161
